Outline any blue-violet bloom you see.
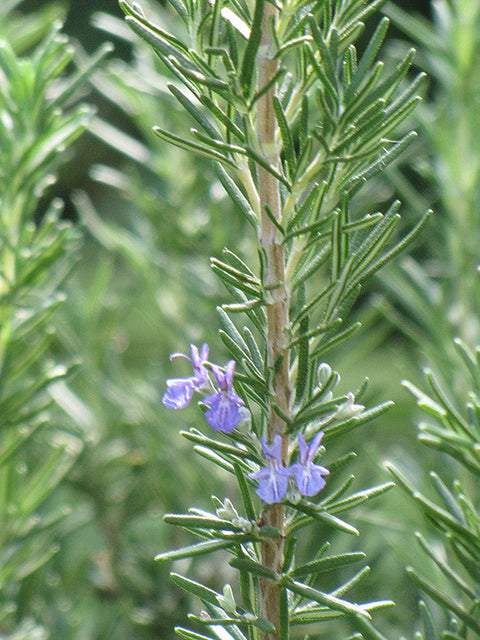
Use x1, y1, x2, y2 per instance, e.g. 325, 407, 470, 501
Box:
204, 360, 244, 433
289, 432, 329, 497
163, 343, 209, 410
249, 435, 289, 504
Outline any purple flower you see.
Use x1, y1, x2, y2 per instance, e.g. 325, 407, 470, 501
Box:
289, 432, 329, 497
163, 344, 209, 409
249, 435, 289, 504
204, 360, 244, 433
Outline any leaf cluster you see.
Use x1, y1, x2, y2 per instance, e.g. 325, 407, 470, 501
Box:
118, 0, 430, 638
119, 0, 428, 428
387, 339, 480, 640
157, 374, 394, 640
118, 0, 424, 210
0, 20, 109, 634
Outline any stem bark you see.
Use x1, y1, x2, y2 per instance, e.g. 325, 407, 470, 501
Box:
255, 2, 291, 637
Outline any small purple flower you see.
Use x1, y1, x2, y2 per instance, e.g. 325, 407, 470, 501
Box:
289, 432, 329, 497
249, 435, 289, 504
204, 360, 244, 433
162, 343, 209, 409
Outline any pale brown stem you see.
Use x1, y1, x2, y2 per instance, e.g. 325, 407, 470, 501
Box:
255, 2, 291, 638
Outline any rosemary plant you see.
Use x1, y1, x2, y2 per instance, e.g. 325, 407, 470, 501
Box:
0, 0, 68, 54
0, 19, 110, 636
368, 3, 480, 637
118, 0, 429, 638
378, 0, 480, 386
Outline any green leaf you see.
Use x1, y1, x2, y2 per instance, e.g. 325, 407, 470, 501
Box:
280, 587, 289, 640
175, 627, 216, 640
0, 422, 43, 468
293, 284, 309, 404
153, 126, 236, 167
310, 321, 362, 359
348, 131, 418, 192
273, 96, 295, 179
182, 430, 255, 461
122, 13, 193, 69
171, 574, 220, 606
0, 366, 70, 423
322, 474, 355, 506
199, 95, 246, 142
291, 608, 348, 625
347, 16, 389, 98
332, 566, 372, 598
354, 616, 391, 640
119, 1, 188, 52
239, 0, 264, 94
17, 435, 81, 514
406, 568, 480, 635
263, 203, 286, 236
415, 533, 477, 600
339, 0, 387, 40
290, 244, 331, 292
242, 326, 264, 373
229, 557, 278, 580
18, 106, 92, 178
454, 337, 480, 387
201, 604, 250, 640
282, 576, 370, 619
292, 600, 392, 626
307, 16, 337, 90
305, 45, 338, 108
450, 538, 480, 583
324, 482, 394, 514
287, 181, 324, 232
258, 525, 282, 538
218, 305, 252, 347
194, 446, 236, 474
429, 472, 468, 522
423, 368, 472, 435
50, 42, 113, 110
168, 84, 220, 139
383, 3, 444, 53
164, 514, 243, 532
386, 464, 480, 553
324, 401, 394, 440
155, 540, 232, 562
418, 601, 436, 640
402, 379, 446, 419
289, 502, 359, 536
215, 165, 258, 226
233, 462, 256, 521
290, 552, 366, 579
281, 537, 298, 573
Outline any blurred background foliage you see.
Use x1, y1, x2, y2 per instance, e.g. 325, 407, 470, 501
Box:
1, 0, 479, 639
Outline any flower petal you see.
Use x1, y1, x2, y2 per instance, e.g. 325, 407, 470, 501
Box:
200, 343, 210, 362
253, 467, 289, 504
163, 378, 195, 409
290, 461, 329, 497
307, 431, 325, 463
211, 364, 226, 390
205, 394, 242, 433
224, 360, 236, 386
169, 351, 190, 362
262, 434, 283, 463
297, 432, 308, 464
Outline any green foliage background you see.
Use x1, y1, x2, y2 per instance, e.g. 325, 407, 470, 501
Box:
1, 1, 479, 639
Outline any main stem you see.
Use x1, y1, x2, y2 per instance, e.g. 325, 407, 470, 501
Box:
256, 2, 291, 637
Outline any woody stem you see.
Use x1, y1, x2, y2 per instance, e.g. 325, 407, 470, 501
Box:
255, 1, 291, 637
